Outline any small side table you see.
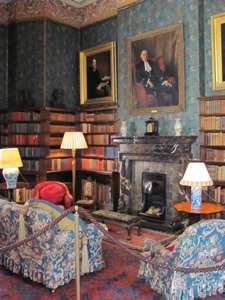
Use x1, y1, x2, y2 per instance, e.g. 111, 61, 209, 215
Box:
0, 182, 29, 203
174, 202, 224, 225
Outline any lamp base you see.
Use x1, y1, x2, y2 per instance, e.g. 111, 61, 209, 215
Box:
191, 186, 202, 209
3, 167, 19, 189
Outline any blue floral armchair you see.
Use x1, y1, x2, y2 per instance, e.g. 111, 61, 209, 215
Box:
0, 199, 106, 291
138, 219, 225, 300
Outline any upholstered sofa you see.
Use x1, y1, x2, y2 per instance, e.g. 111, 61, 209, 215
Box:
0, 199, 106, 290
138, 219, 225, 300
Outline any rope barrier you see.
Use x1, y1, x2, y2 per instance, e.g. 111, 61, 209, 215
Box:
0, 205, 225, 274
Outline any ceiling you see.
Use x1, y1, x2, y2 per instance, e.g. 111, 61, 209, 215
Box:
0, 0, 96, 8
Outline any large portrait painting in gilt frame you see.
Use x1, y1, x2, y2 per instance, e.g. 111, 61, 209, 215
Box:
128, 23, 185, 115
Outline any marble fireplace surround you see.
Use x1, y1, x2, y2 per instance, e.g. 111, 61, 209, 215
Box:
113, 136, 197, 231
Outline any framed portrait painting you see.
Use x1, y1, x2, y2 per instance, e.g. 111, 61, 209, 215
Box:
128, 23, 185, 115
211, 13, 225, 91
80, 42, 117, 105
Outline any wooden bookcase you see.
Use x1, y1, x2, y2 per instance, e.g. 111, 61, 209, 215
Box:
198, 95, 225, 207
0, 107, 77, 186
76, 105, 120, 211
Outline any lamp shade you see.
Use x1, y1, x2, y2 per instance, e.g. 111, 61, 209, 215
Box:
61, 132, 88, 150
180, 162, 213, 187
0, 148, 23, 169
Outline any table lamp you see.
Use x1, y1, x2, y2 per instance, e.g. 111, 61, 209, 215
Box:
180, 161, 213, 209
60, 132, 88, 203
0, 148, 23, 201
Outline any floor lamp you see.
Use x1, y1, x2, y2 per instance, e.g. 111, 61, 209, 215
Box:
0, 148, 23, 202
60, 132, 87, 300
60, 131, 88, 203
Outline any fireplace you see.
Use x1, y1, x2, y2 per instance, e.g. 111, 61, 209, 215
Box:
113, 136, 197, 231
139, 172, 166, 222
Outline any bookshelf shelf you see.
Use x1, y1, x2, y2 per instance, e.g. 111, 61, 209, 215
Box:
0, 107, 77, 185
198, 95, 225, 207
77, 105, 120, 211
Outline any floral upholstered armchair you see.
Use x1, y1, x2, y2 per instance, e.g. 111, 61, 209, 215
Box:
0, 199, 106, 291
138, 219, 225, 300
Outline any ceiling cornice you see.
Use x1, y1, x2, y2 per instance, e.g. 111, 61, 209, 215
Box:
0, 0, 140, 28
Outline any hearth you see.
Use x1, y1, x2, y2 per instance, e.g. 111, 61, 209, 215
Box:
113, 136, 197, 231
139, 172, 166, 222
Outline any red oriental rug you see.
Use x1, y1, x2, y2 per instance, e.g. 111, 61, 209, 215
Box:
103, 221, 178, 251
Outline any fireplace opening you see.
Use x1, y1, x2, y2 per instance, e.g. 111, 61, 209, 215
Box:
138, 172, 166, 222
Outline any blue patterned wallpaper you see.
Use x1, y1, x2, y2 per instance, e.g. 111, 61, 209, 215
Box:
118, 0, 201, 157
0, 25, 7, 109
46, 21, 79, 108
79, 0, 225, 158
80, 17, 117, 50
8, 21, 43, 107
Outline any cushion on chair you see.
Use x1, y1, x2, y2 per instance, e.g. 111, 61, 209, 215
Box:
39, 183, 65, 205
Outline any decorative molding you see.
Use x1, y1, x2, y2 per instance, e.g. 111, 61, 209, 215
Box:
1, 0, 134, 28
61, 0, 96, 8
117, 0, 139, 10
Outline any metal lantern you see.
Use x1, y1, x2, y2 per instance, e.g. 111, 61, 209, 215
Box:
145, 117, 159, 136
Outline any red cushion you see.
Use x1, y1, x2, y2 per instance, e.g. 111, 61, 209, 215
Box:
166, 244, 175, 251
39, 183, 66, 205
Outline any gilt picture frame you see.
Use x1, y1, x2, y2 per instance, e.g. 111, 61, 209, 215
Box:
128, 23, 185, 115
211, 12, 225, 91
80, 42, 117, 105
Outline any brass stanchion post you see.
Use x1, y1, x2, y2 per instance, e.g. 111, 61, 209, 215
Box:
74, 205, 80, 300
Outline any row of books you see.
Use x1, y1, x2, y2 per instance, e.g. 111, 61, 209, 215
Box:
48, 148, 71, 157
19, 146, 41, 157
11, 123, 40, 133
49, 125, 75, 133
49, 137, 63, 146
203, 148, 225, 162
200, 132, 225, 146
200, 100, 225, 114
12, 134, 40, 145
50, 158, 72, 171
79, 146, 118, 158
49, 112, 76, 122
77, 158, 117, 172
207, 165, 225, 181
10, 111, 40, 121
79, 123, 118, 133
85, 134, 117, 145
96, 184, 112, 205
80, 112, 116, 122
22, 160, 39, 171
214, 186, 225, 204
200, 116, 225, 130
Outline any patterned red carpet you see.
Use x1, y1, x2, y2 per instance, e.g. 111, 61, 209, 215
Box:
103, 221, 177, 251
0, 230, 224, 299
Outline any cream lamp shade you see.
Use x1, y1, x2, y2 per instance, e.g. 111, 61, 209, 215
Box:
60, 132, 88, 203
61, 131, 88, 150
180, 162, 213, 209
0, 148, 23, 192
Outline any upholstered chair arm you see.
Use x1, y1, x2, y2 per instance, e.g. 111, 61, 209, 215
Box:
144, 238, 166, 252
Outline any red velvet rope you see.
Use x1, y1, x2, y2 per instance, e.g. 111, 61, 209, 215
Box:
0, 206, 224, 273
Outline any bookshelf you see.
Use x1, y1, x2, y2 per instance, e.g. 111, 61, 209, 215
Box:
76, 105, 120, 211
198, 95, 225, 208
0, 107, 77, 186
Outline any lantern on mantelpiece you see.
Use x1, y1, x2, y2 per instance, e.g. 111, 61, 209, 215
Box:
145, 117, 159, 136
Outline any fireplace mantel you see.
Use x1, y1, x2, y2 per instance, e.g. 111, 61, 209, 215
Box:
113, 135, 198, 231
113, 136, 197, 163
